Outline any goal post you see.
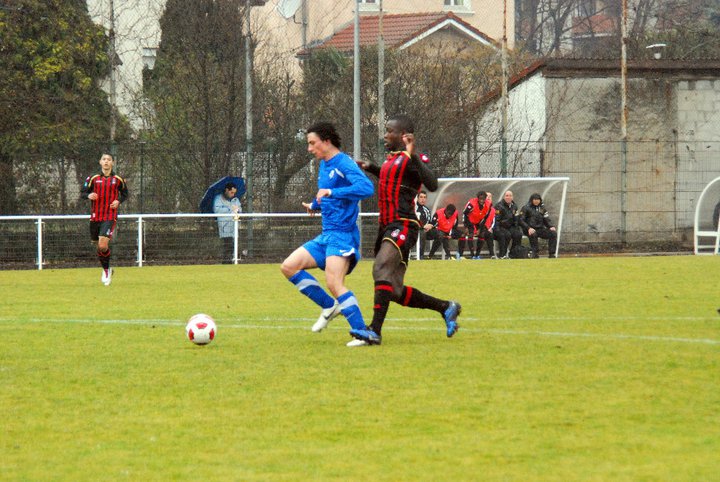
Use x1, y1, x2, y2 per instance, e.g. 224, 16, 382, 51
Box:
694, 175, 720, 255
422, 177, 570, 258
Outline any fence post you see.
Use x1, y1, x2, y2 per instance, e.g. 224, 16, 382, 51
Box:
137, 216, 144, 267
36, 217, 43, 271
233, 218, 239, 264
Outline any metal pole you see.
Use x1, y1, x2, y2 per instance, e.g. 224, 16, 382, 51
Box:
353, 1, 363, 240
137, 216, 144, 267
353, 0, 361, 162
377, 0, 385, 161
245, 0, 254, 254
109, 0, 117, 157
620, 0, 628, 245
36, 217, 43, 270
500, 0, 508, 177
139, 141, 145, 213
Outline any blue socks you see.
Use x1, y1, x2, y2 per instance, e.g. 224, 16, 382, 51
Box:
337, 291, 366, 330
289, 270, 335, 309
289, 271, 366, 330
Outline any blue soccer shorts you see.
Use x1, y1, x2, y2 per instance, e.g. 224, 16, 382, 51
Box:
303, 228, 361, 274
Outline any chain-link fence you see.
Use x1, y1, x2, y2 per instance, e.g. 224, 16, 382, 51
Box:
3, 138, 719, 263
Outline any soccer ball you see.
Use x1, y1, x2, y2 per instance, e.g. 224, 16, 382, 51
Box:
186, 314, 217, 345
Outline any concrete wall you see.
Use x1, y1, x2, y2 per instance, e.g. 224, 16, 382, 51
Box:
543, 74, 720, 245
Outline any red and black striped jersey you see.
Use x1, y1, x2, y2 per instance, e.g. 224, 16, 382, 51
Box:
81, 171, 128, 221
364, 151, 438, 226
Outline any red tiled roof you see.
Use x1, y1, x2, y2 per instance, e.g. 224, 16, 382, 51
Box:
572, 13, 615, 37
300, 12, 496, 56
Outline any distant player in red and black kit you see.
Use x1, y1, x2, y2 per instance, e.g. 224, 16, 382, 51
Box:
351, 114, 461, 346
80, 153, 128, 286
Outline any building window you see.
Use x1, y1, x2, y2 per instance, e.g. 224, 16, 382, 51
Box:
359, 0, 378, 12
444, 0, 471, 11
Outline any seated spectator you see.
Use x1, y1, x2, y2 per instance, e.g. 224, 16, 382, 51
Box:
415, 190, 433, 259
494, 190, 523, 259
459, 191, 496, 259
519, 193, 557, 258
427, 203, 460, 259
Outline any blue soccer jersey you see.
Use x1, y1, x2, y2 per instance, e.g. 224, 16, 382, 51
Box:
310, 152, 374, 232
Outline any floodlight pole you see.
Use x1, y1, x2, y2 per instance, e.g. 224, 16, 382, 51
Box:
500, 0, 509, 177
620, 0, 628, 245
245, 0, 255, 254
353, 1, 363, 240
377, 0, 385, 161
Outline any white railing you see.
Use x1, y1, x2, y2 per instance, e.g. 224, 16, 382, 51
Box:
0, 212, 381, 270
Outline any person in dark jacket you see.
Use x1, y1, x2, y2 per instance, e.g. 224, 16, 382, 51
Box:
415, 190, 433, 259
494, 190, 523, 259
519, 193, 557, 258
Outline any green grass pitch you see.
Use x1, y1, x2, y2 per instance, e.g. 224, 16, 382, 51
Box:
1, 256, 719, 480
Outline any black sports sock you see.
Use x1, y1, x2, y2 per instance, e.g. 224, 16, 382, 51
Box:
98, 248, 111, 271
399, 286, 448, 313
370, 281, 393, 336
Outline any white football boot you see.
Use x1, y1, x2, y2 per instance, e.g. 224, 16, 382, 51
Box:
103, 268, 113, 286
311, 301, 340, 332
346, 338, 369, 347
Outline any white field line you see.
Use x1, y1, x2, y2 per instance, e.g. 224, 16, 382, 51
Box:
2, 316, 718, 345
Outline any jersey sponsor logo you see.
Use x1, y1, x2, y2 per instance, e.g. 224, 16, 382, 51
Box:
329, 170, 335, 179
391, 228, 400, 238
95, 180, 103, 184
334, 168, 345, 179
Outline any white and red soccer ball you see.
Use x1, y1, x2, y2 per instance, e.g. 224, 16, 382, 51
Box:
185, 314, 217, 345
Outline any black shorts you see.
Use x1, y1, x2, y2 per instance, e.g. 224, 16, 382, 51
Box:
375, 219, 419, 265
90, 220, 116, 241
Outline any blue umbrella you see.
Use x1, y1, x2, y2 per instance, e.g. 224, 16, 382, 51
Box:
199, 176, 246, 213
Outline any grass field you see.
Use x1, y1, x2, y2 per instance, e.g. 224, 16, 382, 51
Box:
1, 256, 719, 481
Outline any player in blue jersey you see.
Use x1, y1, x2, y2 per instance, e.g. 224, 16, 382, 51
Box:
280, 122, 374, 343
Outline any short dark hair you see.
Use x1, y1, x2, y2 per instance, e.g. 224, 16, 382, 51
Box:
306, 122, 341, 148
476, 191, 487, 200
388, 114, 414, 133
225, 182, 237, 191
419, 190, 427, 195
446, 203, 456, 215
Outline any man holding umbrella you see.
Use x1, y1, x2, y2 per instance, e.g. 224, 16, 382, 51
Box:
213, 182, 242, 263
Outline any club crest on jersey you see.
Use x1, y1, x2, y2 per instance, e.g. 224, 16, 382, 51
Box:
420, 153, 430, 163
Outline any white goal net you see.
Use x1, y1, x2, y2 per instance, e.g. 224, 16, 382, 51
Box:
694, 176, 720, 255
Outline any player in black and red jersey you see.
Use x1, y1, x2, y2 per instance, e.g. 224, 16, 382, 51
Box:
80, 153, 128, 285
350, 114, 461, 346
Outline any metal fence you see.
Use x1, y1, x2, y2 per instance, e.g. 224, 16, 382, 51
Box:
3, 139, 720, 253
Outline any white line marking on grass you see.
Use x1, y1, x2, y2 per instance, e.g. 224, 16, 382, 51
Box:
9, 317, 719, 345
